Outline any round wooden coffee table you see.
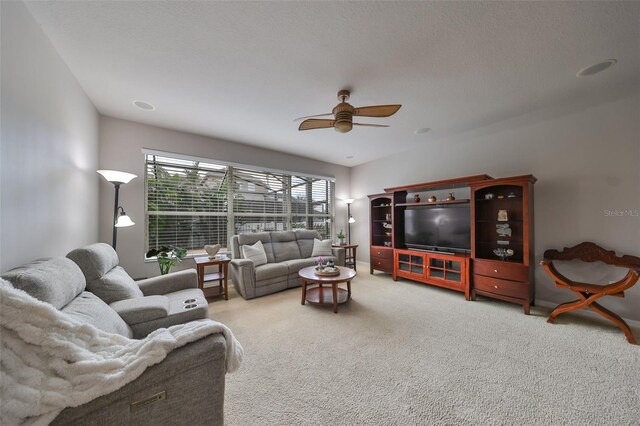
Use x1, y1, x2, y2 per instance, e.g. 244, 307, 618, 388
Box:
299, 266, 357, 313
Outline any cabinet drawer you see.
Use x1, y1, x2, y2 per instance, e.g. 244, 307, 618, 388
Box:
473, 259, 528, 282
371, 257, 393, 272
370, 247, 393, 260
473, 274, 529, 299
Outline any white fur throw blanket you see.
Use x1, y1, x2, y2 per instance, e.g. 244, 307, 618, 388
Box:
0, 279, 243, 425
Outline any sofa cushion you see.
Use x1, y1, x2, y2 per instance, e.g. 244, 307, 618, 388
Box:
87, 266, 144, 304
1, 257, 86, 309
281, 258, 316, 274
61, 291, 133, 338
271, 231, 302, 262
311, 239, 333, 257
294, 230, 321, 258
255, 263, 289, 281
67, 243, 119, 281
237, 232, 275, 263
241, 240, 268, 267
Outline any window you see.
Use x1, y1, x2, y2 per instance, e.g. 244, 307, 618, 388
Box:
145, 152, 334, 254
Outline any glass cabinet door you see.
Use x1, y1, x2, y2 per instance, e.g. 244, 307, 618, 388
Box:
427, 256, 463, 283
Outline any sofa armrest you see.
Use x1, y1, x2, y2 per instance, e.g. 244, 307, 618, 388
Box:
331, 247, 346, 266
52, 333, 227, 426
137, 269, 198, 296
110, 296, 169, 325
229, 259, 256, 300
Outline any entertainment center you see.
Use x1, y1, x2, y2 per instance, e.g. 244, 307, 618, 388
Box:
368, 174, 536, 314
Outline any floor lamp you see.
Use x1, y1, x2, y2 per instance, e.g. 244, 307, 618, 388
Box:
97, 170, 137, 249
345, 198, 355, 245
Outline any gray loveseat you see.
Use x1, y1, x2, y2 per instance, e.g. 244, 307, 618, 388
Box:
1, 248, 227, 425
229, 230, 345, 299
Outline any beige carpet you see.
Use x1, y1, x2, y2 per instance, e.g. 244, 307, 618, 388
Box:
209, 265, 639, 425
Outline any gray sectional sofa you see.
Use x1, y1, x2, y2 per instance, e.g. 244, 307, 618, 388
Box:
1, 244, 227, 425
67, 243, 209, 339
229, 230, 345, 299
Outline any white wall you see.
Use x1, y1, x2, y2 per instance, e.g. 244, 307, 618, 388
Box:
99, 116, 351, 278
0, 1, 99, 272
351, 93, 640, 321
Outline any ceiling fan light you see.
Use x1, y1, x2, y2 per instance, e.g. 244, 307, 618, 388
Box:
335, 121, 352, 133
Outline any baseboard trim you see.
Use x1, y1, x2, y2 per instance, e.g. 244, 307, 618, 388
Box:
358, 260, 640, 328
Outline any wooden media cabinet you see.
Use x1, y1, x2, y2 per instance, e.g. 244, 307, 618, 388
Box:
393, 249, 470, 300
368, 173, 536, 314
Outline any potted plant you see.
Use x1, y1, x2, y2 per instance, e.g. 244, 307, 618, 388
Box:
337, 229, 346, 245
146, 245, 187, 275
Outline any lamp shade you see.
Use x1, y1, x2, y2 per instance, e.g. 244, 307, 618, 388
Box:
97, 170, 137, 184
115, 214, 135, 227
348, 216, 356, 224
344, 198, 355, 204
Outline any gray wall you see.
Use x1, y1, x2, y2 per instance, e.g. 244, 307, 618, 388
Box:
99, 116, 351, 278
0, 1, 99, 272
351, 93, 640, 321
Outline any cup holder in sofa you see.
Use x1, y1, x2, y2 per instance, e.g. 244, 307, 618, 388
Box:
184, 304, 197, 309
184, 299, 197, 304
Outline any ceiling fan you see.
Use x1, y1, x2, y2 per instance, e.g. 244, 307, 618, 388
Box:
295, 90, 401, 133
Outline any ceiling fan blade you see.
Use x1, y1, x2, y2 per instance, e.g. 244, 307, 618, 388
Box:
293, 112, 333, 122
353, 122, 389, 128
353, 104, 401, 117
298, 119, 335, 131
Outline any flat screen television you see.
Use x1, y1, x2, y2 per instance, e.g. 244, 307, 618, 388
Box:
404, 204, 471, 253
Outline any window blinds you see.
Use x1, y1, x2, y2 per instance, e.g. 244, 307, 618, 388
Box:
145, 154, 334, 253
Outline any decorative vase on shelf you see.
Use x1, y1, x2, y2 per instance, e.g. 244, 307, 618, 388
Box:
414, 194, 421, 203
447, 192, 455, 201
428, 195, 437, 203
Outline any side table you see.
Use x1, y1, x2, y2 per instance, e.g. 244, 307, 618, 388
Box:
194, 256, 231, 300
333, 244, 358, 271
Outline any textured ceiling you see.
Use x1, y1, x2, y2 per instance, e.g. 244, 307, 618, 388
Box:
25, 1, 640, 166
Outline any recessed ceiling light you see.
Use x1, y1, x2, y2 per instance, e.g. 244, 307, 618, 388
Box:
414, 128, 431, 135
576, 59, 617, 77
346, 155, 354, 159
133, 100, 155, 111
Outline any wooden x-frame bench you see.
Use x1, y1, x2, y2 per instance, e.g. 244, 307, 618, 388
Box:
540, 242, 640, 345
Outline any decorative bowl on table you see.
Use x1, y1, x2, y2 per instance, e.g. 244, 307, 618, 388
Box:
314, 266, 340, 276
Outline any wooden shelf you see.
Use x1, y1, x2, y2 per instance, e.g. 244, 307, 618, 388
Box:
476, 219, 523, 223
475, 197, 522, 202
384, 175, 492, 192
477, 240, 523, 245
396, 199, 470, 207
471, 176, 535, 315
203, 272, 224, 282
369, 193, 394, 274
202, 285, 225, 298
305, 287, 350, 305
